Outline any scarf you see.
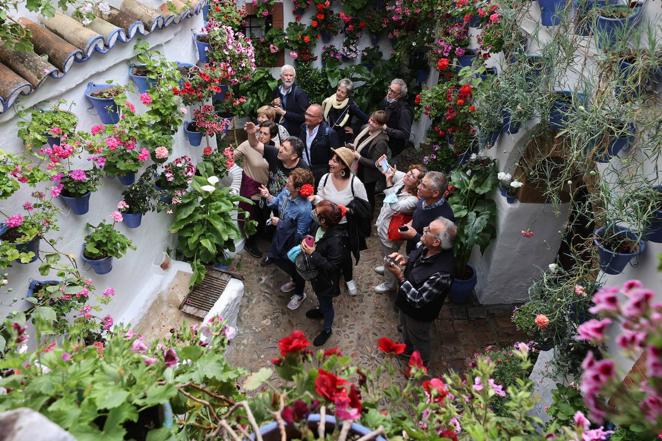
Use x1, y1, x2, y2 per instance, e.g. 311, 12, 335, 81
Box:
322, 95, 351, 128
354, 125, 383, 154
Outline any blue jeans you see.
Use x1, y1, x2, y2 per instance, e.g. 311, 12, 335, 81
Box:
317, 296, 334, 332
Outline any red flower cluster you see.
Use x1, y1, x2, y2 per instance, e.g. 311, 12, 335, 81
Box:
423, 378, 449, 403
437, 58, 450, 71
278, 330, 310, 357
315, 369, 347, 401
314, 369, 362, 418
298, 183, 314, 198
405, 350, 428, 377
377, 337, 406, 355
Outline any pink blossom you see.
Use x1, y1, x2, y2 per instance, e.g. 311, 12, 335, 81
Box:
640, 384, 662, 422
125, 101, 136, 113
289, 51, 299, 59
103, 287, 115, 297
573, 410, 590, 430
49, 127, 63, 136
623, 279, 642, 293
575, 284, 586, 296
224, 325, 237, 340
105, 136, 120, 150
269, 44, 279, 53
50, 184, 63, 198
138, 148, 150, 161
488, 379, 506, 397
80, 305, 92, 319
647, 345, 662, 378
616, 328, 646, 350
102, 315, 113, 331
473, 376, 483, 391
143, 356, 157, 366
124, 329, 134, 339
131, 338, 148, 353
93, 156, 106, 168
180, 107, 188, 115
489, 13, 500, 22
91, 124, 105, 135
6, 214, 24, 228
622, 288, 653, 319
155, 146, 169, 159
111, 211, 123, 222
515, 342, 530, 353
117, 200, 129, 210
62, 352, 72, 362
589, 287, 620, 315
163, 348, 179, 368
76, 288, 89, 298
125, 140, 136, 151
140, 92, 153, 105
583, 427, 615, 440
83, 279, 93, 286
69, 169, 87, 181
334, 392, 361, 421
576, 318, 612, 343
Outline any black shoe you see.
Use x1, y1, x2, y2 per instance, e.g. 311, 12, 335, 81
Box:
244, 241, 263, 258
260, 256, 273, 267
313, 330, 332, 346
306, 308, 324, 319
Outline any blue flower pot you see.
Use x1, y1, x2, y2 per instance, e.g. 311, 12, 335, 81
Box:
81, 250, 114, 275
118, 172, 136, 186
27, 280, 59, 298
122, 212, 142, 229
478, 67, 497, 82
499, 185, 517, 203
195, 34, 210, 63
211, 84, 229, 102
60, 192, 91, 215
502, 110, 522, 134
320, 30, 332, 43
572, 0, 614, 35
84, 82, 120, 124
457, 49, 476, 68
593, 123, 635, 163
0, 224, 40, 263
250, 414, 387, 441
369, 32, 380, 46
176, 62, 194, 87
549, 91, 584, 130
594, 5, 643, 49
594, 225, 646, 275
479, 129, 500, 148
184, 122, 204, 146
415, 68, 430, 85
538, 0, 566, 26
449, 264, 476, 304
468, 14, 482, 28
202, 1, 209, 21
645, 186, 662, 243
129, 64, 158, 94
47, 136, 61, 147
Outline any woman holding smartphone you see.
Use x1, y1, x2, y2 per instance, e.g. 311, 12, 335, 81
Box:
350, 110, 389, 218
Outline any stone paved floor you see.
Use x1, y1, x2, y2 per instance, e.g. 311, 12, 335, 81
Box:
225, 227, 526, 377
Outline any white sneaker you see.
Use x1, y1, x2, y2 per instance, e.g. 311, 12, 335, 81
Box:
374, 265, 385, 275
280, 281, 296, 293
374, 283, 395, 294
287, 293, 306, 310
346, 280, 358, 296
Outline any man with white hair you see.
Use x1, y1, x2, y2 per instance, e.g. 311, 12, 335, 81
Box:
378, 78, 413, 157
272, 64, 310, 136
386, 216, 457, 366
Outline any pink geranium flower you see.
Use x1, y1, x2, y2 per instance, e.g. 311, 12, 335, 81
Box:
155, 146, 169, 159
111, 211, 123, 222
6, 214, 24, 228
140, 93, 152, 105
138, 148, 150, 161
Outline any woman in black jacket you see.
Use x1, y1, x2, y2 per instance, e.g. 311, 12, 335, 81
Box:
321, 78, 368, 145
351, 110, 389, 218
300, 200, 349, 346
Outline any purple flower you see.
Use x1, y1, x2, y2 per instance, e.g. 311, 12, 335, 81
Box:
622, 288, 653, 319
62, 352, 72, 362
131, 337, 148, 353
576, 318, 612, 343
103, 287, 115, 297
488, 379, 506, 397
50, 184, 63, 198
5, 214, 24, 229
589, 287, 620, 315
102, 315, 113, 331
143, 356, 157, 366
473, 376, 483, 391
23, 202, 34, 211
163, 348, 179, 368
69, 169, 87, 182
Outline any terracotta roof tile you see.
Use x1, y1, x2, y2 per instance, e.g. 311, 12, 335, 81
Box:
0, 0, 206, 114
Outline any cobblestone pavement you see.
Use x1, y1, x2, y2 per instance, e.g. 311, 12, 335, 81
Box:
226, 226, 525, 377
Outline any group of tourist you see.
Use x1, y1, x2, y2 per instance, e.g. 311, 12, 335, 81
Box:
232, 64, 457, 360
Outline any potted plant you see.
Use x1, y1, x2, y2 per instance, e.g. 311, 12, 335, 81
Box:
472, 75, 505, 148
593, 3, 643, 49
497, 172, 523, 203
118, 169, 157, 229
537, 0, 566, 26
292, 0, 313, 16
128, 41, 193, 94
81, 220, 136, 274
205, 23, 256, 84
207, 0, 246, 30
17, 102, 78, 149
187, 104, 233, 146
56, 168, 101, 215
85, 124, 151, 185
155, 156, 196, 205
548, 90, 586, 130
447, 155, 498, 303
253, 28, 286, 67
0, 197, 57, 264
84, 82, 125, 124
593, 224, 646, 275
645, 185, 662, 243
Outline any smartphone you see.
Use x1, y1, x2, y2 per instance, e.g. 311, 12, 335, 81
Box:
398, 225, 409, 232
379, 158, 390, 173
303, 235, 315, 247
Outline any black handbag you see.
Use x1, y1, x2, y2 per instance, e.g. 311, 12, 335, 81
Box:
295, 252, 318, 281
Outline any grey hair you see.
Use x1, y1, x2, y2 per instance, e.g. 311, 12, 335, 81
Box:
338, 78, 353, 95
434, 217, 457, 250
391, 78, 407, 97
425, 171, 448, 195
281, 64, 296, 76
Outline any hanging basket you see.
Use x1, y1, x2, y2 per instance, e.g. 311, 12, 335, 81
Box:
60, 191, 91, 215
84, 82, 120, 124
594, 225, 646, 275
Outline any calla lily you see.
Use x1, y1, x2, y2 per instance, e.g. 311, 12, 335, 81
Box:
207, 176, 219, 185
200, 185, 216, 192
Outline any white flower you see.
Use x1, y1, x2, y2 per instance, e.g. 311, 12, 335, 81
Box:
510, 179, 523, 189
201, 185, 216, 193
548, 263, 558, 272
80, 2, 93, 13
18, 344, 28, 354
470, 153, 477, 160
82, 17, 92, 25
98, 1, 111, 14
180, 107, 188, 114
497, 172, 512, 182
207, 176, 219, 185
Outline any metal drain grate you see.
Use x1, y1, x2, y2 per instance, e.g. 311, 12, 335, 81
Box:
179, 268, 234, 319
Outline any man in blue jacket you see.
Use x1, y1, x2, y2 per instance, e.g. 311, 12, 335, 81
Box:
298, 104, 341, 185
272, 64, 310, 136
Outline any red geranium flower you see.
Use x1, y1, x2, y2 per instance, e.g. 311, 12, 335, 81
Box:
278, 330, 310, 356
348, 384, 362, 414
324, 347, 342, 357
203, 146, 213, 156
311, 20, 318, 27
303, 35, 311, 43
423, 378, 448, 403
459, 84, 472, 97
377, 337, 406, 355
315, 369, 347, 402
439, 429, 458, 441
299, 183, 314, 197
415, 94, 421, 105
404, 350, 428, 377
437, 58, 449, 71
316, 12, 325, 19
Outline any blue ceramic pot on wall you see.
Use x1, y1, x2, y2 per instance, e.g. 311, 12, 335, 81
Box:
250, 414, 387, 441
195, 34, 210, 63
60, 191, 91, 215
128, 64, 158, 94
502, 110, 522, 134
538, 0, 566, 26
594, 225, 646, 275
184, 122, 204, 146
593, 123, 635, 163
122, 212, 142, 229
117, 172, 136, 186
645, 186, 662, 243
84, 82, 120, 124
594, 4, 643, 49
0, 224, 40, 263
81, 250, 114, 275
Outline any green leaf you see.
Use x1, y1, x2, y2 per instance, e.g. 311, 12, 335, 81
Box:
91, 387, 130, 409
243, 367, 272, 391
142, 383, 177, 407
146, 427, 175, 441
33, 306, 57, 323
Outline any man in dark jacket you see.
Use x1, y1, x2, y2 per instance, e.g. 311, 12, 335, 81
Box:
272, 64, 310, 135
387, 216, 456, 365
298, 104, 341, 185
378, 78, 413, 157
399, 171, 455, 254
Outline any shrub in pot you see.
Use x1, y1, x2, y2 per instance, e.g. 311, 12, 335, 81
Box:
118, 169, 157, 229
593, 3, 643, 49
17, 101, 78, 149
84, 82, 125, 124
57, 168, 101, 215
593, 225, 645, 275
81, 221, 135, 274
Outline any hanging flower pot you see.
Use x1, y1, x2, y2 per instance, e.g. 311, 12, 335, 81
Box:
594, 225, 646, 275
457, 49, 476, 68
468, 14, 482, 28
449, 265, 476, 304
498, 185, 517, 203
176, 62, 195, 88
369, 32, 380, 46
0, 224, 40, 263
122, 212, 142, 229
593, 123, 636, 163
293, 7, 306, 16
211, 84, 229, 103
128, 64, 157, 94
415, 67, 430, 85
202, 1, 209, 21
594, 4, 643, 49
27, 280, 59, 298
84, 82, 121, 124
250, 414, 387, 441
645, 186, 662, 243
46, 136, 61, 147
60, 191, 91, 215
320, 29, 332, 43
538, 0, 566, 26
194, 33, 210, 63
81, 252, 113, 275
502, 110, 521, 134
117, 172, 136, 186
549, 91, 585, 130
184, 121, 204, 146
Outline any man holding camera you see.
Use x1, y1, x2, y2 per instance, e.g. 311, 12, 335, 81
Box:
272, 64, 310, 136
385, 216, 456, 366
